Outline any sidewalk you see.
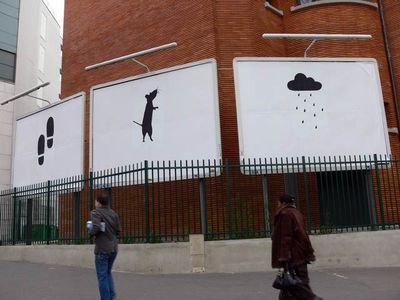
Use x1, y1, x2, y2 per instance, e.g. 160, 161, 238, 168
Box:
0, 260, 399, 300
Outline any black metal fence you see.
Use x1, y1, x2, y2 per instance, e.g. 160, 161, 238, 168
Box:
1, 155, 399, 246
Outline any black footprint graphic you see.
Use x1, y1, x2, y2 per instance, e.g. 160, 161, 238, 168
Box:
47, 117, 54, 148
38, 135, 45, 166
37, 117, 55, 166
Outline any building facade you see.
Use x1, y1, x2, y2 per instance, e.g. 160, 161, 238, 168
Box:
55, 0, 400, 241
0, 0, 62, 191
62, 0, 400, 165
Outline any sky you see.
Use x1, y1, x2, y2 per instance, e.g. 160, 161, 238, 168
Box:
44, 0, 65, 28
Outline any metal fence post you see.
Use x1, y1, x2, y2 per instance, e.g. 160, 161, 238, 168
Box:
262, 175, 271, 236
46, 180, 51, 244
88, 172, 94, 245
366, 171, 377, 231
89, 171, 94, 210
144, 160, 150, 243
374, 154, 385, 230
225, 159, 233, 239
73, 192, 81, 243
26, 198, 33, 245
302, 156, 311, 232
199, 178, 207, 235
12, 187, 16, 245
17, 199, 22, 241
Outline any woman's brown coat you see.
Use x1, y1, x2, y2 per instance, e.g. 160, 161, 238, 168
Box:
271, 204, 315, 268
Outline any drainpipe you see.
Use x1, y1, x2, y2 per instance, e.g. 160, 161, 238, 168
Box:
378, 0, 400, 140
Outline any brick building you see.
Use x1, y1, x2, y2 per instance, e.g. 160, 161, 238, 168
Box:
61, 0, 400, 163
57, 0, 400, 241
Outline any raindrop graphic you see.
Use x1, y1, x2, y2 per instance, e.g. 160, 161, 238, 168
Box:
287, 73, 323, 132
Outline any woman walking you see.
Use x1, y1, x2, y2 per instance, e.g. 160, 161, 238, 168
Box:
271, 193, 323, 300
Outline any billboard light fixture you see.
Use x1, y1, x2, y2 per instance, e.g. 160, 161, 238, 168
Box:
85, 42, 178, 71
262, 33, 372, 57
1, 82, 50, 106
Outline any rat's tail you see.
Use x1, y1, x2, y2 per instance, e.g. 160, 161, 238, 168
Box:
132, 121, 142, 127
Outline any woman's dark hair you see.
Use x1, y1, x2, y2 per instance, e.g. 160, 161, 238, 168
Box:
96, 193, 110, 206
279, 193, 295, 204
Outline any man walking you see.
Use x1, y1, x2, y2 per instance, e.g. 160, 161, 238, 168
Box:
90, 193, 121, 300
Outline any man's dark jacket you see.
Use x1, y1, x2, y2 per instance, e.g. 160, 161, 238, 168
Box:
90, 207, 121, 254
271, 204, 315, 268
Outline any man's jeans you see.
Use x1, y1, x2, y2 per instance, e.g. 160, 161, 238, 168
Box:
95, 252, 117, 300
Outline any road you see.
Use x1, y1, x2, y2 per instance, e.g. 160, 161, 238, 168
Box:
0, 261, 399, 300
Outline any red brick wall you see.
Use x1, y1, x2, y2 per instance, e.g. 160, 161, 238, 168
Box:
273, 0, 400, 223
62, 0, 400, 166
62, 0, 218, 172
276, 1, 400, 156
60, 0, 400, 237
62, 0, 287, 168
382, 0, 400, 136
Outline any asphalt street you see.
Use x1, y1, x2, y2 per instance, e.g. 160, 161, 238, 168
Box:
0, 261, 399, 300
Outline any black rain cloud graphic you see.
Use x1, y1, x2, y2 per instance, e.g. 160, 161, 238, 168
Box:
287, 73, 322, 91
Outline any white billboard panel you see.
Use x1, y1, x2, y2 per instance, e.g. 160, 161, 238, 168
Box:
12, 93, 85, 187
91, 59, 221, 176
234, 58, 390, 167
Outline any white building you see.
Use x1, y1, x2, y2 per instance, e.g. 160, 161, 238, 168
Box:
0, 0, 62, 191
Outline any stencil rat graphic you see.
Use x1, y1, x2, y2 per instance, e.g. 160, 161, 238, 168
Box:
133, 89, 159, 142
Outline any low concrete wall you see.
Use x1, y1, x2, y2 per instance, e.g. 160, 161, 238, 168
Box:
115, 243, 191, 273
0, 230, 399, 274
0, 244, 93, 268
311, 230, 400, 269
0, 243, 190, 274
205, 230, 400, 273
205, 239, 271, 273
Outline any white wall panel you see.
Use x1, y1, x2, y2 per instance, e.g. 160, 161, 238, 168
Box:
234, 58, 390, 164
91, 59, 221, 174
12, 93, 85, 187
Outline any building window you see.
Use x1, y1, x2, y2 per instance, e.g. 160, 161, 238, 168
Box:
38, 45, 45, 72
0, 49, 16, 82
0, 0, 20, 83
40, 12, 47, 40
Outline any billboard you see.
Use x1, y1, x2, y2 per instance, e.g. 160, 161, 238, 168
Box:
91, 59, 221, 175
234, 58, 390, 166
12, 93, 85, 187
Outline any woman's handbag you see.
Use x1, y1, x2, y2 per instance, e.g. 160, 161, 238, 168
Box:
272, 264, 302, 290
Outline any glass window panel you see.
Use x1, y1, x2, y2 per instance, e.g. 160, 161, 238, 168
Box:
0, 40, 16, 53
0, 2, 19, 18
0, 61, 14, 82
0, 13, 18, 35
0, 0, 20, 9
0, 0, 19, 54
0, 49, 15, 67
